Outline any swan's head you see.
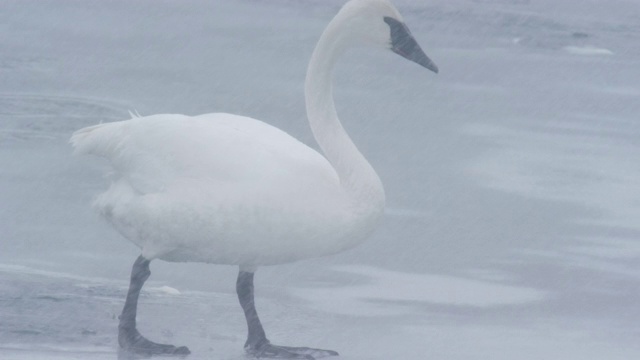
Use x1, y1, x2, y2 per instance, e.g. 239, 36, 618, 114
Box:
334, 0, 438, 73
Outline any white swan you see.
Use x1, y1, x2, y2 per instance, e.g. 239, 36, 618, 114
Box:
71, 0, 437, 358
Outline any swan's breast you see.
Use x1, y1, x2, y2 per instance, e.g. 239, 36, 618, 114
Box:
100, 174, 368, 265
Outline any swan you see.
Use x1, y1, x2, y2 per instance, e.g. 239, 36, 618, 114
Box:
71, 0, 437, 358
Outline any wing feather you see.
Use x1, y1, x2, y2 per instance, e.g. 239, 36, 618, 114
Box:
71, 113, 339, 195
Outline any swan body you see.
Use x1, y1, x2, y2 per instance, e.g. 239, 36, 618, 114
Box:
72, 112, 380, 266
72, 0, 437, 357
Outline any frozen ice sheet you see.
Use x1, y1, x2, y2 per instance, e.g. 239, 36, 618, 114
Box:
1, 0, 640, 359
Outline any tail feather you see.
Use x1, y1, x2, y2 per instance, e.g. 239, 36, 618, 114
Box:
70, 121, 126, 158
128, 109, 142, 119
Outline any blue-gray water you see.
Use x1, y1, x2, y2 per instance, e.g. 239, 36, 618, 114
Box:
1, 0, 639, 359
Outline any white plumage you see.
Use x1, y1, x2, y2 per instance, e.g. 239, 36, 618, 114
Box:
71, 111, 380, 267
71, 0, 438, 272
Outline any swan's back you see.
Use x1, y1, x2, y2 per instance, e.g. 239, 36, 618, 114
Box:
72, 113, 339, 195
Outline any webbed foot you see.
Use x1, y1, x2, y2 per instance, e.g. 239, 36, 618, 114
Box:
119, 325, 190, 356
246, 339, 338, 359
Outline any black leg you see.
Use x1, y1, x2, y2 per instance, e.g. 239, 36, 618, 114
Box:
236, 270, 338, 360
118, 255, 190, 356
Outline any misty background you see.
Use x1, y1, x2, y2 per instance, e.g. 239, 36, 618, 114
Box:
1, 0, 639, 359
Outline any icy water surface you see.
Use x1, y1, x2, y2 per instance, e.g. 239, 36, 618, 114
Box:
1, 0, 640, 359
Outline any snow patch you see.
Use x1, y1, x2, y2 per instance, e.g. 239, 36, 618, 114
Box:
0, 344, 114, 360
291, 266, 545, 316
563, 46, 614, 56
148, 285, 181, 295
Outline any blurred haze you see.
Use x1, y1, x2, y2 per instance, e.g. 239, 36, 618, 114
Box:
1, 0, 639, 359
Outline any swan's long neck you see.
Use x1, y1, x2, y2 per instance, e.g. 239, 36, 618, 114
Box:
305, 19, 385, 210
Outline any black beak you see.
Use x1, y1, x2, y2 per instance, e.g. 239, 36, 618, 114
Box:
384, 17, 438, 73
